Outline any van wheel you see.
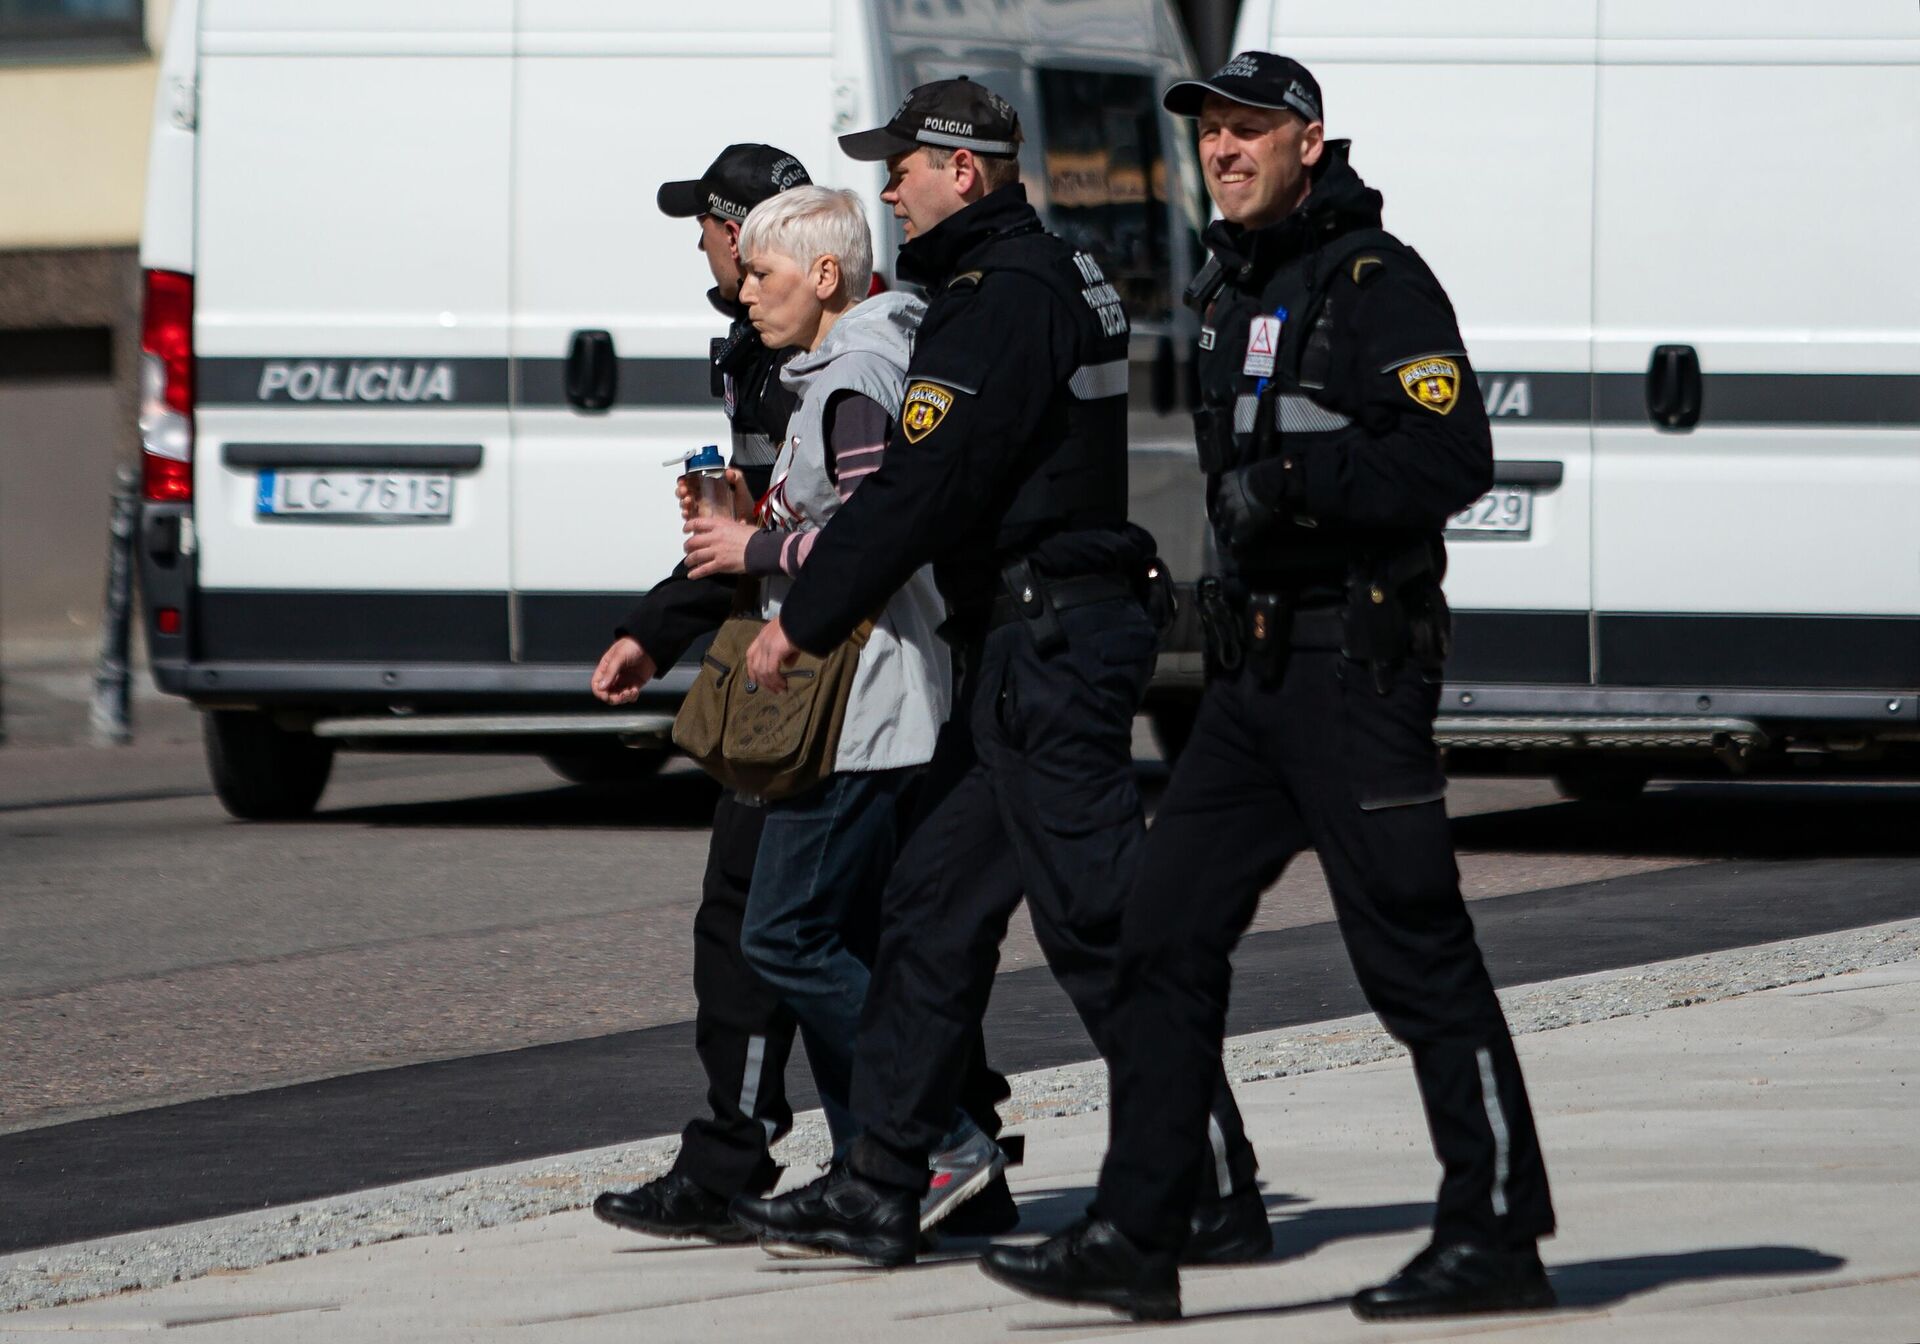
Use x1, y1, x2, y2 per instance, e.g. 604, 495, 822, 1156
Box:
203, 710, 335, 820
1552, 763, 1651, 804
1147, 695, 1201, 764
542, 743, 668, 786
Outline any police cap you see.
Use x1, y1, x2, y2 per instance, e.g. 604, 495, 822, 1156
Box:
839, 77, 1023, 161
657, 144, 812, 223
1163, 51, 1324, 124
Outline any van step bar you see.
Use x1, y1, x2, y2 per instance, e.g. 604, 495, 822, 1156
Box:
312, 711, 676, 740
1435, 715, 1767, 752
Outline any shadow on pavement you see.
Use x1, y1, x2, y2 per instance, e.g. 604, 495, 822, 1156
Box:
1267, 1200, 1433, 1263
1547, 1244, 1847, 1308
1454, 783, 1920, 861
1019, 1242, 1849, 1330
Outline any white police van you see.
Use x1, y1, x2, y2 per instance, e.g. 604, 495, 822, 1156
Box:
1227, 0, 1920, 797
137, 0, 1211, 817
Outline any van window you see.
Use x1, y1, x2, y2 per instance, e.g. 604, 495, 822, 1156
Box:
0, 0, 143, 56
1036, 68, 1174, 328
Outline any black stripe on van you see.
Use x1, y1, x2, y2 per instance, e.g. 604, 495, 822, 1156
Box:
1595, 372, 1920, 427
199, 357, 715, 409
200, 358, 512, 408
1598, 613, 1920, 689
511, 358, 712, 409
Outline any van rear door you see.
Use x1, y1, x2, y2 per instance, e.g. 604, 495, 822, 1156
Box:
507, 1, 839, 665
1257, 1, 1604, 688
191, 1, 516, 667
1589, 2, 1920, 691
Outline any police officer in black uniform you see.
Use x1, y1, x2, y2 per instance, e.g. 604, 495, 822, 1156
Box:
981, 54, 1558, 1322
725, 78, 1265, 1266
589, 144, 818, 1240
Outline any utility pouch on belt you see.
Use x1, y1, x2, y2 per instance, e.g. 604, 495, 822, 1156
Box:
1341, 543, 1443, 690
1193, 402, 1239, 475
1196, 577, 1243, 675
1001, 558, 1066, 656
1138, 555, 1179, 636
1247, 592, 1292, 687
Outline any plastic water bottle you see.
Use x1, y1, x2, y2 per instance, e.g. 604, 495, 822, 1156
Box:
682, 444, 732, 519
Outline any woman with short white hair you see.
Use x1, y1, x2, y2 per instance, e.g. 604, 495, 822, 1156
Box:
682, 186, 1001, 1221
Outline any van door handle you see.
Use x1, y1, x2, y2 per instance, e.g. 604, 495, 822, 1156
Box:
565, 329, 618, 412
1645, 343, 1701, 431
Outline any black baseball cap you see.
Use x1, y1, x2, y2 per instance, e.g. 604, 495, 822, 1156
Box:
1163, 51, 1324, 124
656, 144, 811, 223
839, 77, 1023, 161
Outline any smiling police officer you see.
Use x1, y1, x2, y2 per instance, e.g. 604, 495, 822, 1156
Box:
726, 77, 1266, 1266
980, 53, 1559, 1322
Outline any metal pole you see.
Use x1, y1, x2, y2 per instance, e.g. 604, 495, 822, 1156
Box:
89, 464, 138, 745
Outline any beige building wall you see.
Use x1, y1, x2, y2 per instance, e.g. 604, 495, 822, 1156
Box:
1, 3, 175, 660
0, 0, 173, 250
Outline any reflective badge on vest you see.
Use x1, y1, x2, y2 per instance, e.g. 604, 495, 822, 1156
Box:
901, 381, 956, 443
1395, 357, 1461, 415
1243, 314, 1282, 378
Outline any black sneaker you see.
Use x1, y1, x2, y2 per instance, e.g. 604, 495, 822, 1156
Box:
979, 1216, 1181, 1321
1182, 1185, 1273, 1265
728, 1165, 919, 1267
929, 1171, 1020, 1238
1351, 1241, 1556, 1320
592, 1171, 753, 1244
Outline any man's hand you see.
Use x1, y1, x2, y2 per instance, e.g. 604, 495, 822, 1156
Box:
1213, 464, 1278, 547
746, 616, 801, 693
591, 636, 657, 705
684, 516, 757, 578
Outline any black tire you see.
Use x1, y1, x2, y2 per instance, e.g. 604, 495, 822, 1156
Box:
542, 743, 669, 786
1552, 762, 1652, 804
203, 709, 335, 820
1146, 695, 1201, 764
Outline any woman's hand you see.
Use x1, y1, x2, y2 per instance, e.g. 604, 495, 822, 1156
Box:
676, 467, 755, 524
683, 516, 758, 578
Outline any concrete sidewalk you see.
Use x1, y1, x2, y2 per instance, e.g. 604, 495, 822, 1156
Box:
6, 958, 1919, 1342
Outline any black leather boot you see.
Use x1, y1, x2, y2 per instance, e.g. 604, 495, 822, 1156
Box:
1351, 1241, 1556, 1320
979, 1217, 1181, 1321
727, 1165, 919, 1267
1182, 1185, 1273, 1265
592, 1171, 753, 1244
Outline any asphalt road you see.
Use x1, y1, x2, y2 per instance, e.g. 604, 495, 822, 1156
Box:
6, 701, 1920, 1254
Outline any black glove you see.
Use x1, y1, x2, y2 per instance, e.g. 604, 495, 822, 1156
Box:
1213, 466, 1276, 548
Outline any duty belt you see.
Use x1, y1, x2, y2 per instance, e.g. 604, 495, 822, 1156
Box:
988, 571, 1136, 629
987, 560, 1137, 656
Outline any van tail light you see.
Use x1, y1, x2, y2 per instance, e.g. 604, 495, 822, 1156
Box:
140, 269, 195, 502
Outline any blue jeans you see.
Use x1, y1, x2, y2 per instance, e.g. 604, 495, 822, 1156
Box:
741, 768, 914, 1154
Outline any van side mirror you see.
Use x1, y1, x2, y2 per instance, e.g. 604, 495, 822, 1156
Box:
1150, 335, 1176, 415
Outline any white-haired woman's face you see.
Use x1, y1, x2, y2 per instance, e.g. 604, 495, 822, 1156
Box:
740, 247, 838, 351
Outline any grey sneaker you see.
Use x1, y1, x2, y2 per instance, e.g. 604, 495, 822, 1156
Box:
920, 1120, 1009, 1232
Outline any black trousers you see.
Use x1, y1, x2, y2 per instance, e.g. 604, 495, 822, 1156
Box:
671, 792, 797, 1198
672, 792, 1010, 1198
848, 601, 1258, 1199
1094, 653, 1556, 1251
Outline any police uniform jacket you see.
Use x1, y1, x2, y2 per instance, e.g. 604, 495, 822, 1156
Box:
1197, 141, 1492, 600
617, 292, 797, 670
776, 184, 1147, 656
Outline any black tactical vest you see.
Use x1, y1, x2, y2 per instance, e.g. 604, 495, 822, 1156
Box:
985, 234, 1133, 553
1196, 226, 1399, 583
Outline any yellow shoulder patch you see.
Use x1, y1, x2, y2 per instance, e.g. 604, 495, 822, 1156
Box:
1395, 357, 1461, 415
949, 270, 985, 289
1350, 254, 1385, 285
900, 381, 956, 443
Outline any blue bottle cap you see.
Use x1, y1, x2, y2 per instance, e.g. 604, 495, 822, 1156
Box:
684, 444, 725, 472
